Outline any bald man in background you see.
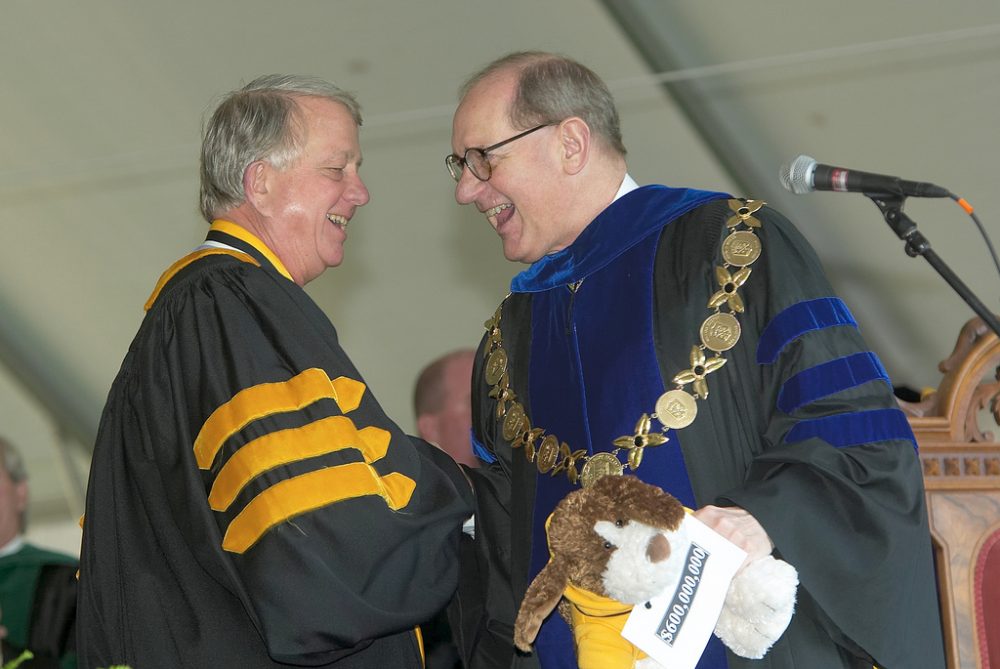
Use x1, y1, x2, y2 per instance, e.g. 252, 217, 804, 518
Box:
414, 349, 479, 468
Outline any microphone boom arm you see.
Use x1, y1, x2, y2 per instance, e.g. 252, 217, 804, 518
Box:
866, 193, 1000, 338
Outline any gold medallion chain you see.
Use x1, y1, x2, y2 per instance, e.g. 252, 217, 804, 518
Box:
482, 199, 765, 487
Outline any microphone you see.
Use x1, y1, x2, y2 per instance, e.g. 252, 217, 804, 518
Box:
779, 155, 951, 198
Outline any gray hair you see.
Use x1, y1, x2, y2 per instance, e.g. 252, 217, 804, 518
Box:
199, 74, 363, 222
0, 436, 27, 532
460, 52, 626, 157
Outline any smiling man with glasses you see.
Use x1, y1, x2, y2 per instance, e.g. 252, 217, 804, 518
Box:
445, 51, 944, 669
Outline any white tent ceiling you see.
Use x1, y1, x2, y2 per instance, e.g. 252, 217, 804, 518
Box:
2, 0, 998, 552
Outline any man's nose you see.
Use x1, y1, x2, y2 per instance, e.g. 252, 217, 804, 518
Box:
349, 174, 370, 206
454, 167, 484, 205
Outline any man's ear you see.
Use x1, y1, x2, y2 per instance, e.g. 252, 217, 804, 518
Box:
416, 413, 440, 445
14, 480, 27, 515
243, 160, 270, 207
558, 117, 591, 175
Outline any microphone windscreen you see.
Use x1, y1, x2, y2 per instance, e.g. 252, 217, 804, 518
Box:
779, 155, 817, 194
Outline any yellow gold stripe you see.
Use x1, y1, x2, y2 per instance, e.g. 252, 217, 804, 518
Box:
357, 425, 391, 462
144, 249, 259, 311
194, 368, 364, 469
415, 626, 424, 665
210, 220, 294, 282
331, 376, 365, 412
221, 463, 416, 553
208, 416, 392, 511
378, 472, 418, 509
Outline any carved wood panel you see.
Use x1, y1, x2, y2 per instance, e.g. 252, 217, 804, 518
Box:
900, 318, 1000, 668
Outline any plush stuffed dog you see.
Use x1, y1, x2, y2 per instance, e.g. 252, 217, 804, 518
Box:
514, 475, 798, 669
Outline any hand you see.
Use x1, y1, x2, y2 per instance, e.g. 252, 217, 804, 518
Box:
694, 505, 774, 564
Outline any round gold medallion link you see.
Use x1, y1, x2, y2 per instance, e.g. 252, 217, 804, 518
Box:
580, 452, 624, 488
502, 403, 526, 441
722, 230, 762, 267
536, 435, 560, 473
485, 348, 508, 386
701, 312, 741, 352
654, 389, 698, 430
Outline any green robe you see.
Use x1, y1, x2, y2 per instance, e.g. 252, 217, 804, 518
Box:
0, 542, 78, 669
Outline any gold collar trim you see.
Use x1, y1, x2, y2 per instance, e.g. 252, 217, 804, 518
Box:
210, 220, 294, 282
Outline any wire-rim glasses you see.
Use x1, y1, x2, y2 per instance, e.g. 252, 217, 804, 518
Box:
445, 123, 554, 182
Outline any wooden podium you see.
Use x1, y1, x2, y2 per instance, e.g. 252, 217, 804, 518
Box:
898, 318, 1000, 669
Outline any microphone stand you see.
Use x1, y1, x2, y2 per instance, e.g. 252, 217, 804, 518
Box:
866, 193, 1000, 339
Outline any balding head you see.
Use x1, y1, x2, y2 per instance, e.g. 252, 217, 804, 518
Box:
414, 350, 477, 467
459, 51, 626, 158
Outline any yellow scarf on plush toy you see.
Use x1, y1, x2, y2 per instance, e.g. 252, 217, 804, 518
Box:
561, 581, 647, 669
542, 507, 700, 668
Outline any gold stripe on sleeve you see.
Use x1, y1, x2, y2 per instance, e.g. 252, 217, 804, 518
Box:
221, 464, 417, 553
144, 249, 259, 311
357, 425, 392, 462
207, 416, 391, 511
330, 376, 366, 412
194, 368, 362, 470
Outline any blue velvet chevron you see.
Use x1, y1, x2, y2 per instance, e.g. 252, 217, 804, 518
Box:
785, 408, 916, 450
777, 351, 891, 414
757, 297, 857, 365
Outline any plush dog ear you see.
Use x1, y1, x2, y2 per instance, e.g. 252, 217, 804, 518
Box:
514, 559, 569, 652
623, 480, 685, 532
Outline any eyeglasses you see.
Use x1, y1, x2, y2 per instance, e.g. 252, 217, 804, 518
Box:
445, 123, 554, 182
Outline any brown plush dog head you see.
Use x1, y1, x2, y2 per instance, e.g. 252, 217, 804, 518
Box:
514, 475, 686, 652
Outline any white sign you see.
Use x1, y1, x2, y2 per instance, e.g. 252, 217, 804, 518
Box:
621, 514, 747, 669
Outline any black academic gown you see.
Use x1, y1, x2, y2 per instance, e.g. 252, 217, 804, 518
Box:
455, 188, 944, 669
78, 220, 473, 668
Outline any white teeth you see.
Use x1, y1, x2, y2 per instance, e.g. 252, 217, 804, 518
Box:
327, 214, 348, 227
485, 203, 512, 218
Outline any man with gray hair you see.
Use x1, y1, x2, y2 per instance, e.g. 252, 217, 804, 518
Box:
78, 75, 472, 668
0, 436, 78, 668
446, 52, 943, 668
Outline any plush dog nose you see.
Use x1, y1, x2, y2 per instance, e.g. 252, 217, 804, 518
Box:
646, 533, 671, 563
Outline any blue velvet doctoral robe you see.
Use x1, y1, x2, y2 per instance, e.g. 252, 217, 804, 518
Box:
457, 187, 944, 669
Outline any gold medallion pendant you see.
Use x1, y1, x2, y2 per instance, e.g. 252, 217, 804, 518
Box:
580, 452, 624, 488
655, 389, 698, 430
503, 403, 527, 441
701, 312, 741, 352
485, 348, 508, 386
536, 435, 560, 473
722, 230, 762, 267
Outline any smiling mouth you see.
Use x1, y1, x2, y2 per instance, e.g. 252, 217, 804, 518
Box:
327, 214, 349, 228
484, 203, 512, 218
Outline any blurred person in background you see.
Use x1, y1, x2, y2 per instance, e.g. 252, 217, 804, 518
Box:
414, 349, 479, 468
0, 436, 77, 669
414, 348, 480, 669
